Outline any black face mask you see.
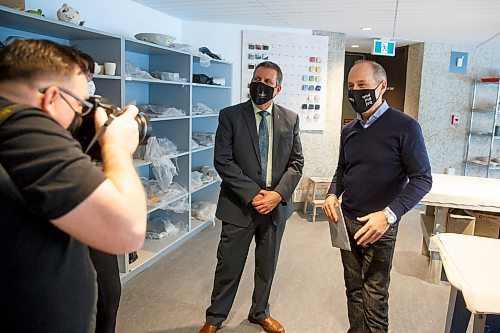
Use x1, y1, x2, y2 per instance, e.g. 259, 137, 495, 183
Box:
67, 112, 83, 138
348, 81, 382, 114
249, 81, 275, 105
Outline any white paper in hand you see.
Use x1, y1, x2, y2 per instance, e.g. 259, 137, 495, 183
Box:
328, 205, 351, 251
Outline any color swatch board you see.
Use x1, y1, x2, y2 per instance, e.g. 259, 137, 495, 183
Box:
241, 31, 329, 131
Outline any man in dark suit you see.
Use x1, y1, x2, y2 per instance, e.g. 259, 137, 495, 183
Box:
199, 61, 304, 333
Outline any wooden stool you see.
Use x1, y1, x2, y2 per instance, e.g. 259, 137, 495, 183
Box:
303, 176, 332, 222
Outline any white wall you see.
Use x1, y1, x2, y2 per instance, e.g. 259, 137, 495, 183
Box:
25, 0, 182, 40
181, 20, 311, 104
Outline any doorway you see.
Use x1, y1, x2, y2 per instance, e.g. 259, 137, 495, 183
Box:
341, 46, 409, 127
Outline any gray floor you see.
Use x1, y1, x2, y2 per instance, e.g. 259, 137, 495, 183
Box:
117, 209, 453, 333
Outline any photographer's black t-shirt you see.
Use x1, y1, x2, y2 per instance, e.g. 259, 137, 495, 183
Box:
0, 98, 106, 332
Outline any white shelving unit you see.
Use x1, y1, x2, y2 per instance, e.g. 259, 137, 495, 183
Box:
0, 6, 231, 283
464, 80, 500, 178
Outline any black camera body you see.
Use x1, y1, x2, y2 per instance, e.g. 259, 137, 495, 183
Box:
74, 96, 152, 160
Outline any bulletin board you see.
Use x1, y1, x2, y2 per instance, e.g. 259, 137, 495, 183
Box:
241, 31, 329, 131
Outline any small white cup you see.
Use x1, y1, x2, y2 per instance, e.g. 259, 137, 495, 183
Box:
93, 62, 100, 75
104, 62, 116, 76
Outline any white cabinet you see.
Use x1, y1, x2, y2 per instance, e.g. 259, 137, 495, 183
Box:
0, 6, 232, 282
464, 80, 500, 178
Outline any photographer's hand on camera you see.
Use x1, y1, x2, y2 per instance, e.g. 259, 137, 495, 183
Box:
95, 105, 140, 155
63, 103, 148, 254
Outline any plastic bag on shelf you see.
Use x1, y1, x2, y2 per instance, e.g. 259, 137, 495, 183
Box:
192, 102, 215, 115
145, 136, 178, 158
151, 71, 188, 82
125, 60, 154, 79
144, 136, 178, 190
192, 132, 215, 146
191, 139, 200, 150
159, 182, 188, 203
199, 53, 212, 67
142, 178, 163, 207
162, 196, 189, 213
151, 70, 180, 81
152, 158, 178, 190
191, 171, 204, 189
146, 217, 179, 239
138, 104, 186, 118
191, 201, 217, 221
201, 165, 219, 181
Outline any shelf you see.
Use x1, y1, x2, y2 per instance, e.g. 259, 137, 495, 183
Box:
193, 55, 232, 65
0, 6, 119, 40
192, 145, 215, 153
192, 83, 231, 89
147, 193, 189, 214
170, 151, 190, 158
150, 116, 189, 121
125, 37, 191, 56
466, 160, 500, 169
476, 80, 500, 86
191, 218, 215, 231
93, 74, 121, 80
125, 77, 189, 85
134, 159, 152, 168
192, 113, 219, 118
141, 230, 188, 253
191, 180, 220, 193
128, 249, 156, 272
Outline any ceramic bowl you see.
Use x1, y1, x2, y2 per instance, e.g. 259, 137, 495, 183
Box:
134, 33, 175, 47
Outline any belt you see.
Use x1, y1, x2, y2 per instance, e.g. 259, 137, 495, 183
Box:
265, 186, 272, 190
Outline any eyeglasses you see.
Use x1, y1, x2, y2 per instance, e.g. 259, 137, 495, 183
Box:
39, 86, 94, 116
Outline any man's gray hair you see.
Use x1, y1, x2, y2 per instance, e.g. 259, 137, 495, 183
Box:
354, 60, 387, 82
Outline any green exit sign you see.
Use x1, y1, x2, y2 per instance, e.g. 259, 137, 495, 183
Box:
372, 40, 396, 56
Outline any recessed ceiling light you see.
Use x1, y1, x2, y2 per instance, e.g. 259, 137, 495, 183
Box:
350, 44, 360, 48
360, 27, 373, 31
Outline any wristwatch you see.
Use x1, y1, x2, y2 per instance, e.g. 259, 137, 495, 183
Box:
383, 207, 397, 225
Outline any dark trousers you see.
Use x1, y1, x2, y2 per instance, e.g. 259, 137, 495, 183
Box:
205, 213, 286, 326
89, 248, 122, 333
340, 215, 398, 333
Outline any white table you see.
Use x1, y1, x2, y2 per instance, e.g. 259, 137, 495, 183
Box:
431, 233, 500, 332
420, 173, 500, 284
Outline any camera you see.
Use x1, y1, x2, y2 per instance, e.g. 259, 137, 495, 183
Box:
75, 96, 152, 160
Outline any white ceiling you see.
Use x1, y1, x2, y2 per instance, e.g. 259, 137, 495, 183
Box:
133, 0, 500, 52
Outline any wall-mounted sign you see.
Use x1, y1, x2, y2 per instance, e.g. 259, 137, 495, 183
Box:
372, 39, 396, 57
449, 51, 468, 74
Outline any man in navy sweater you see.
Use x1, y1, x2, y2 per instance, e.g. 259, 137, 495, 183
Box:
323, 60, 432, 332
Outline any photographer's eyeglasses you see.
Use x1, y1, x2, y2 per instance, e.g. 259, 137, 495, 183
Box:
39, 86, 94, 116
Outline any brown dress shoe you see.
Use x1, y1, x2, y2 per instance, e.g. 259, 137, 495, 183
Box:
248, 316, 285, 333
199, 323, 219, 333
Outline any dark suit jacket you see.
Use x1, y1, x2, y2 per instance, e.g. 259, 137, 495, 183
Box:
214, 100, 304, 227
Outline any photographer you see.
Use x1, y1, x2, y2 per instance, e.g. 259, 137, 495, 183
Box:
0, 39, 147, 332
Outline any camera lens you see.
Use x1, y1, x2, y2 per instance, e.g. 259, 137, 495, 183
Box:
135, 113, 152, 145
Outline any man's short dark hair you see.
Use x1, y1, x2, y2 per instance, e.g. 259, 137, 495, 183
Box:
254, 61, 283, 86
354, 60, 387, 83
0, 39, 89, 84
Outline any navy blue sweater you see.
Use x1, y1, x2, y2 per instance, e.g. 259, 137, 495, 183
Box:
328, 107, 432, 221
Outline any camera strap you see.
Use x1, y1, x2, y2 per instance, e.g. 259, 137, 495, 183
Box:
0, 104, 32, 207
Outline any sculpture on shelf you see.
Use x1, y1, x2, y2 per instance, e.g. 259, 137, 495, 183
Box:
18, 8, 45, 16
56, 3, 85, 26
